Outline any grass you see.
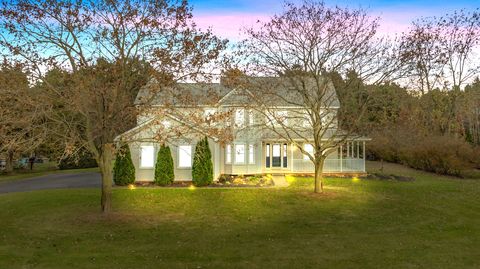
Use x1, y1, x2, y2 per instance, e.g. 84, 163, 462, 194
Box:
0, 162, 99, 183
0, 161, 479, 268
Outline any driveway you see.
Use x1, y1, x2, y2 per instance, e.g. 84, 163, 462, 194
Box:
0, 172, 101, 194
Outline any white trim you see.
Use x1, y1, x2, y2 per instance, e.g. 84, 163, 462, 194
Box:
248, 144, 255, 164
225, 144, 232, 164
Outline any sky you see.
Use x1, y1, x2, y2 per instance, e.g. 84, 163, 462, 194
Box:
189, 0, 479, 40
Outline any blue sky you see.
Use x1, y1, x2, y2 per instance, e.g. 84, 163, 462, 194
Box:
189, 0, 479, 39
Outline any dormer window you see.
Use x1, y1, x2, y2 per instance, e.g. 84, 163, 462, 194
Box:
235, 108, 245, 127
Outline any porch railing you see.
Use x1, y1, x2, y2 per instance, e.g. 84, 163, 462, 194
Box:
292, 158, 365, 172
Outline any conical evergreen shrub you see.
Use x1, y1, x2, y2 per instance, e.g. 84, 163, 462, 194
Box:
192, 137, 214, 186
113, 144, 135, 186
155, 144, 175, 185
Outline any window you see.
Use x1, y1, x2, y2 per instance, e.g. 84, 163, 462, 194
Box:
140, 146, 154, 168
249, 144, 255, 164
248, 109, 254, 125
235, 144, 245, 164
226, 144, 232, 164
204, 109, 215, 121
178, 145, 192, 168
283, 144, 288, 167
266, 143, 270, 168
303, 143, 314, 160
235, 109, 245, 127
162, 120, 171, 129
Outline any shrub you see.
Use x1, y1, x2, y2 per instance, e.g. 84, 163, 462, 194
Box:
113, 144, 135, 186
154, 144, 175, 185
192, 137, 213, 186
59, 149, 98, 170
369, 129, 477, 176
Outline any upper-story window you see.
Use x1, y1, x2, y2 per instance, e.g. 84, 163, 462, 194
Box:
204, 108, 216, 121
248, 109, 254, 126
235, 108, 245, 127
162, 120, 171, 129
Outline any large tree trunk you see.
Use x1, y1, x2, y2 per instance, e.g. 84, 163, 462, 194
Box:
98, 143, 114, 213
5, 150, 14, 174
314, 158, 325, 193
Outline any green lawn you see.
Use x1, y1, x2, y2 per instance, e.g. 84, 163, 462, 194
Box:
0, 161, 479, 269
0, 162, 99, 183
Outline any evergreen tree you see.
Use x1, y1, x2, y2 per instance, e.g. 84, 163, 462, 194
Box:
113, 144, 135, 186
192, 137, 213, 186
155, 144, 175, 185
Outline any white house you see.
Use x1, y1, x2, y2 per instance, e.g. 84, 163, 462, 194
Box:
120, 77, 369, 182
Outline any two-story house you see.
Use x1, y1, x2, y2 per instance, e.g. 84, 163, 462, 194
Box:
119, 77, 369, 182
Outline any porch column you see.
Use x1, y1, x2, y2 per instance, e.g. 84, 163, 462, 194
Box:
363, 141, 366, 172
340, 145, 343, 172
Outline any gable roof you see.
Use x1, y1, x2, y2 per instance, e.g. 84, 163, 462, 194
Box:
135, 76, 340, 108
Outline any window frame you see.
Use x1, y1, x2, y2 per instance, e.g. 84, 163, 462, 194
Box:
178, 145, 193, 168
235, 108, 245, 127
139, 145, 155, 168
234, 144, 246, 164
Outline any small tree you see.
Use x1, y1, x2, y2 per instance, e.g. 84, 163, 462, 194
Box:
192, 137, 213, 186
113, 144, 135, 186
154, 144, 175, 186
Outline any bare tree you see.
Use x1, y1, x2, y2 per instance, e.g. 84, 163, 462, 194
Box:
237, 1, 397, 193
400, 9, 480, 93
0, 0, 226, 212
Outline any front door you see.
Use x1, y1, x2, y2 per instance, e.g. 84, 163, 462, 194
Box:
265, 143, 288, 170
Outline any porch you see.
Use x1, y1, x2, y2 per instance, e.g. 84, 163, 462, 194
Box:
262, 140, 367, 174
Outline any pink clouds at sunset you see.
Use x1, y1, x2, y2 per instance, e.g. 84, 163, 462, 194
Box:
191, 1, 477, 39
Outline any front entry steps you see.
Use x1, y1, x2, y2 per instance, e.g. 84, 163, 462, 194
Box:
271, 174, 289, 187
